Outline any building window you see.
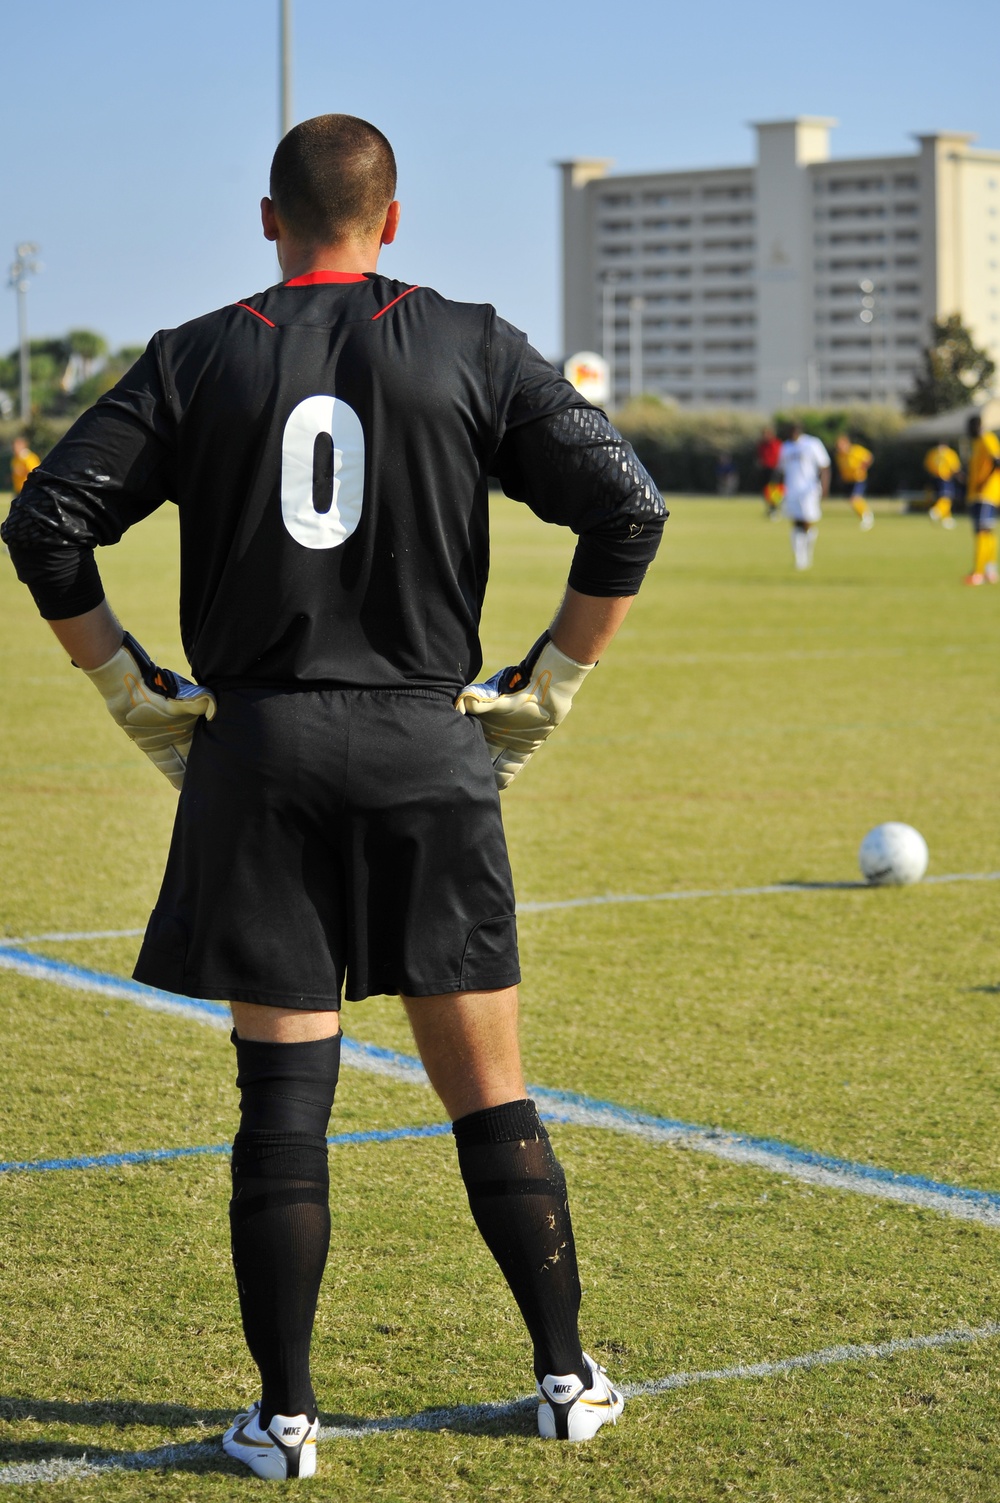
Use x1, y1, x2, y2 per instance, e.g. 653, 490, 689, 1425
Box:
825, 177, 887, 193
828, 231, 887, 245
701, 185, 753, 201
826, 204, 886, 220
828, 257, 889, 271
702, 237, 754, 252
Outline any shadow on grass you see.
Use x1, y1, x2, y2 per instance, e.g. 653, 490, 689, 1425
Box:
779, 879, 871, 891
0, 1396, 231, 1428
0, 1392, 536, 1474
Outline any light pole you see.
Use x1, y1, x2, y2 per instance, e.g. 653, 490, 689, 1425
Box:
629, 294, 645, 399
859, 278, 878, 404
8, 243, 41, 422
279, 0, 293, 139
601, 272, 618, 407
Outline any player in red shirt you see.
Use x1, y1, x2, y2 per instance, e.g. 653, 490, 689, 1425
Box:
756, 427, 783, 518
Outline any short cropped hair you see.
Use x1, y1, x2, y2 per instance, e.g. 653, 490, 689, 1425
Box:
270, 114, 397, 244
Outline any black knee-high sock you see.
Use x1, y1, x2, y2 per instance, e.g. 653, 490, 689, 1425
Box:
229, 1030, 341, 1426
453, 1098, 586, 1385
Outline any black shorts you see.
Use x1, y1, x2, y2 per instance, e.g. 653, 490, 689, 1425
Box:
133, 686, 520, 1008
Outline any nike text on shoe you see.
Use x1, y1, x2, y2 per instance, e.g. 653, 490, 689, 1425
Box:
223, 1400, 318, 1479
537, 1353, 624, 1441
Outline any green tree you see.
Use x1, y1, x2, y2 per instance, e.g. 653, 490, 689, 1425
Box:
67, 328, 109, 379
905, 314, 996, 415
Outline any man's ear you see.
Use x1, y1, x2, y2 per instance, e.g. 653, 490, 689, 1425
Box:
380, 200, 401, 247
261, 197, 280, 243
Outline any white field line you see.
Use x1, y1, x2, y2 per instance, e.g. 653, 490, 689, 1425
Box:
7, 870, 998, 943
518, 870, 1000, 915
2, 1321, 997, 1484
1, 927, 146, 944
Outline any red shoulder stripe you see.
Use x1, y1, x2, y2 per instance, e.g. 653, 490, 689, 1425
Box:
371, 285, 420, 321
235, 303, 276, 328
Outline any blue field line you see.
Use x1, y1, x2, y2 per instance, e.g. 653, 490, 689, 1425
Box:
4, 945, 1000, 1225
0, 945, 230, 1026
529, 1084, 1000, 1213
0, 1123, 456, 1177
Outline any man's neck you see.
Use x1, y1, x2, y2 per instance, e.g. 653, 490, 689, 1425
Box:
278, 241, 380, 282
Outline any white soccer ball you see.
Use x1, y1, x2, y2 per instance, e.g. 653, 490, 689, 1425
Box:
858, 823, 928, 886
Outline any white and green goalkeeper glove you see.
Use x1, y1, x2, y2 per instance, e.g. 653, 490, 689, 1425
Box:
81, 631, 216, 792
455, 631, 595, 792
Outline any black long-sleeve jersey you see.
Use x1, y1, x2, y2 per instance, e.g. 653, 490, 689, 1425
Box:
3, 272, 665, 691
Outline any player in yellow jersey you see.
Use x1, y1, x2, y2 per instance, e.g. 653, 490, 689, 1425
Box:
924, 442, 960, 528
10, 435, 40, 496
964, 414, 1000, 584
834, 434, 874, 530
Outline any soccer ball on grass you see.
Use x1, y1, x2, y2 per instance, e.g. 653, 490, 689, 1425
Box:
858, 823, 928, 886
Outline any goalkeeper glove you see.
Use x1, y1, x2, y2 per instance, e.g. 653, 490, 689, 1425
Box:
81, 631, 216, 792
454, 631, 595, 791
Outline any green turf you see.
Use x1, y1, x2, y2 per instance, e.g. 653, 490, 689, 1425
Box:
2, 494, 999, 1499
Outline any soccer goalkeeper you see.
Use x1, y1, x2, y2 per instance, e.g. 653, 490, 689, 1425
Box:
1, 115, 665, 1478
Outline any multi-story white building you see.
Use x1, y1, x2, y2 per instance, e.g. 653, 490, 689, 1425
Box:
559, 119, 1000, 410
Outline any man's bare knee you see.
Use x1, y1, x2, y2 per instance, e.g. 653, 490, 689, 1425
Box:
401, 986, 525, 1121
230, 1000, 341, 1042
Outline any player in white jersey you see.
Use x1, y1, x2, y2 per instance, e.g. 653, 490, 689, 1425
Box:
778, 423, 831, 570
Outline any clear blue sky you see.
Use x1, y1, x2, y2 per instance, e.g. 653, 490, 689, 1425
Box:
4, 0, 995, 362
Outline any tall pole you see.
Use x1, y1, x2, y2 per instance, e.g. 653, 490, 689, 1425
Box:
8, 243, 41, 423
279, 0, 292, 139
601, 272, 618, 408
859, 278, 876, 405
629, 295, 645, 400
16, 281, 29, 421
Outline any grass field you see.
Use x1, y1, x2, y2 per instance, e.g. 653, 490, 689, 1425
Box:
1, 493, 999, 1500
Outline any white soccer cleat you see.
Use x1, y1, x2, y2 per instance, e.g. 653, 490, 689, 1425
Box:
223, 1400, 318, 1479
537, 1353, 624, 1441
860, 511, 875, 531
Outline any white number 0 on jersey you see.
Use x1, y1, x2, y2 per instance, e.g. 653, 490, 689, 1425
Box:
280, 394, 366, 550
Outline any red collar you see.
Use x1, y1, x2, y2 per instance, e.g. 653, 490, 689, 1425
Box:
284, 270, 369, 286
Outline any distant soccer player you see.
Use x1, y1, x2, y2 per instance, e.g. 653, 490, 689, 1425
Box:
778, 422, 831, 570
716, 450, 738, 496
10, 435, 40, 496
963, 414, 1000, 585
924, 441, 961, 529
756, 426, 783, 518
834, 434, 874, 530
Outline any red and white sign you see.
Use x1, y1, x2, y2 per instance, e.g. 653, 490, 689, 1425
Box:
563, 351, 610, 405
